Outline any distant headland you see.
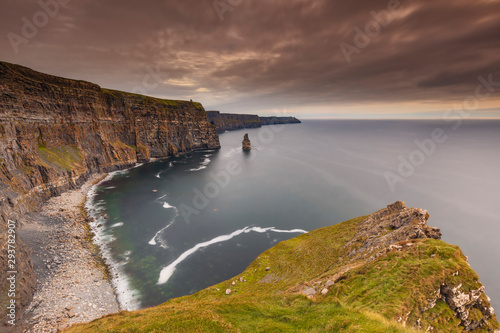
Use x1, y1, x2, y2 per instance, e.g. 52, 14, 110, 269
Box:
206, 111, 301, 133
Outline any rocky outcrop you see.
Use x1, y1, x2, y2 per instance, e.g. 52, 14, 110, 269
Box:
344, 201, 442, 262
0, 61, 220, 328
339, 202, 496, 331
439, 284, 495, 331
242, 134, 251, 151
259, 116, 301, 125
206, 111, 261, 133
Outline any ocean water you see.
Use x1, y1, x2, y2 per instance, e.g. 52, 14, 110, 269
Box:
87, 120, 500, 311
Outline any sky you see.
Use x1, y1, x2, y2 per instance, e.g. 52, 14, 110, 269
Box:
1, 0, 500, 118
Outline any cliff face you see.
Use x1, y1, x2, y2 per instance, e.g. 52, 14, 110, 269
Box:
260, 116, 301, 125
66, 202, 499, 332
0, 61, 220, 325
206, 111, 301, 133
206, 111, 261, 133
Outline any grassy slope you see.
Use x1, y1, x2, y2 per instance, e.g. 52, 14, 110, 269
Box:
36, 145, 83, 171
65, 216, 499, 333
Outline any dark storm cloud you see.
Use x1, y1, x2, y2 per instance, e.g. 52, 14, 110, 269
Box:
1, 0, 499, 115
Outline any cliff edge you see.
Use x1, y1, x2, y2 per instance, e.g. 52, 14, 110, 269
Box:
206, 111, 261, 133
0, 61, 220, 327
66, 202, 499, 332
206, 111, 301, 133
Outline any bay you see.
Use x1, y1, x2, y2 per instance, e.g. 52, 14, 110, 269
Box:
87, 119, 500, 311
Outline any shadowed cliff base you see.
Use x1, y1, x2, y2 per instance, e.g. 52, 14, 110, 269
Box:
0, 61, 220, 331
65, 202, 499, 333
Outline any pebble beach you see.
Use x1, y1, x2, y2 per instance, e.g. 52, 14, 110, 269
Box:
19, 174, 120, 333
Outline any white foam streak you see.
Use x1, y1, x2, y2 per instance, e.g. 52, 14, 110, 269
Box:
188, 157, 211, 172
157, 226, 307, 285
86, 170, 141, 311
149, 202, 179, 247
157, 194, 167, 201
163, 202, 174, 209
224, 147, 241, 158
148, 220, 175, 246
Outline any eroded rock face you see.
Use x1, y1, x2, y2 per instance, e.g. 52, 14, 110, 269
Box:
344, 201, 441, 262
259, 116, 301, 125
439, 284, 496, 331
207, 111, 261, 133
341, 201, 496, 331
0, 61, 220, 327
242, 134, 251, 151
206, 111, 301, 133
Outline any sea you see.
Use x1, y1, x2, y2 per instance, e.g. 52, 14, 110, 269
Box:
86, 119, 500, 311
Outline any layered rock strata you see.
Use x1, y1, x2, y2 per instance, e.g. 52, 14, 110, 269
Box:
0, 61, 220, 328
242, 133, 251, 151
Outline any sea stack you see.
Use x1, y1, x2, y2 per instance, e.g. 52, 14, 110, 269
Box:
242, 133, 252, 151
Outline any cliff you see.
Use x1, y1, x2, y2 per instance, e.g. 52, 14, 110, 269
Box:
0, 61, 220, 326
206, 111, 261, 133
260, 116, 301, 125
66, 202, 499, 332
206, 111, 301, 133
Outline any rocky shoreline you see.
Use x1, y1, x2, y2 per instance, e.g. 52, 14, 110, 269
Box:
17, 174, 120, 333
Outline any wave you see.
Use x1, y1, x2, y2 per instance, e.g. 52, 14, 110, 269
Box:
163, 202, 175, 209
223, 147, 241, 158
157, 226, 307, 285
149, 201, 179, 248
188, 157, 211, 172
110, 222, 124, 228
155, 162, 174, 178
86, 178, 141, 311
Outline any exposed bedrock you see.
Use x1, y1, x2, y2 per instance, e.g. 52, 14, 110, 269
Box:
0, 61, 220, 328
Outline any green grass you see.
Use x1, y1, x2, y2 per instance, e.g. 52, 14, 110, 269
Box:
65, 216, 499, 333
36, 145, 83, 171
328, 240, 481, 324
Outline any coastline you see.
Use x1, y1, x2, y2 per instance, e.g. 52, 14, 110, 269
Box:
19, 174, 120, 332
85, 168, 142, 311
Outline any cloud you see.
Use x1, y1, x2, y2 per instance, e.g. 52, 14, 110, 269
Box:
1, 0, 499, 117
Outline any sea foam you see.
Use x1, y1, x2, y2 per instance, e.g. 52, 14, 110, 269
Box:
86, 168, 142, 311
148, 201, 179, 248
157, 226, 307, 285
188, 156, 211, 172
